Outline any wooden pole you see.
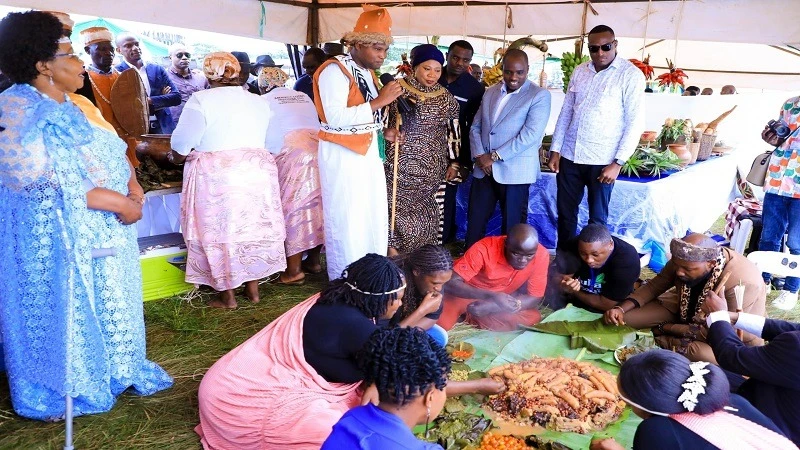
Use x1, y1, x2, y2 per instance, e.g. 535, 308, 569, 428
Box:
390, 113, 403, 239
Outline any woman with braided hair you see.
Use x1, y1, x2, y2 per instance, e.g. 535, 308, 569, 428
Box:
387, 244, 454, 347
322, 327, 449, 449
196, 254, 408, 450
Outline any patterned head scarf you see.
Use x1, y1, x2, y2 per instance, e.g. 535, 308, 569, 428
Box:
670, 237, 721, 262
203, 52, 240, 85
257, 66, 289, 91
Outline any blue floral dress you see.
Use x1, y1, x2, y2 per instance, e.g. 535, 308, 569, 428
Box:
0, 84, 172, 420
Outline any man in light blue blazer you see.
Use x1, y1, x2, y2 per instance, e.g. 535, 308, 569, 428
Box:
465, 49, 551, 249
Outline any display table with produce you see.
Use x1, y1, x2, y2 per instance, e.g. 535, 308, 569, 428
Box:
415, 306, 644, 449
455, 152, 738, 249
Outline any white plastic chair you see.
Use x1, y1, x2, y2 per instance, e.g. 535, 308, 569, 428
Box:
746, 251, 800, 278
730, 218, 754, 254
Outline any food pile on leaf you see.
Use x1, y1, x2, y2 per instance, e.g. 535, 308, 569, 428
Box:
656, 58, 688, 89
485, 357, 624, 434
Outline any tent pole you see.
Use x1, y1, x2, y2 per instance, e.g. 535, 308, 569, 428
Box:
307, 0, 319, 45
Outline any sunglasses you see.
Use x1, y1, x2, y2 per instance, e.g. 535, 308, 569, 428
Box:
781, 257, 799, 270
176, 52, 191, 59
588, 42, 616, 53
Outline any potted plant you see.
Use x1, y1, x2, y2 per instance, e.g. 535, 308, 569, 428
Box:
656, 118, 692, 150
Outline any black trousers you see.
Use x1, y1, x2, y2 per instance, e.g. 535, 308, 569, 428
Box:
465, 175, 530, 249
441, 182, 460, 244
556, 157, 614, 248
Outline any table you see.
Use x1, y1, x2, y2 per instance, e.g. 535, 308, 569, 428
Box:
456, 154, 739, 249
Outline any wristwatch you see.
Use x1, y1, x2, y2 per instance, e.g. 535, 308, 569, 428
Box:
614, 158, 626, 166
491, 151, 502, 162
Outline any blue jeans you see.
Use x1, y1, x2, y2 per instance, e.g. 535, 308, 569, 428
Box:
759, 192, 800, 293
426, 324, 449, 349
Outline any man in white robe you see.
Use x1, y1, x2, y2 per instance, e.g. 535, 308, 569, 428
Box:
313, 6, 403, 279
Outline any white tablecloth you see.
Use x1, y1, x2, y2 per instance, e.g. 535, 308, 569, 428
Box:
456, 153, 740, 249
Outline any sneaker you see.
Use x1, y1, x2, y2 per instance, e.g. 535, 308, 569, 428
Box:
773, 290, 799, 311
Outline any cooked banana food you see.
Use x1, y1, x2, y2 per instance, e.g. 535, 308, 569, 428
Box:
485, 357, 624, 434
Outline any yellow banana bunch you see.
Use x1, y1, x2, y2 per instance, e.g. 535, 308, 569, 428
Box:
482, 36, 549, 87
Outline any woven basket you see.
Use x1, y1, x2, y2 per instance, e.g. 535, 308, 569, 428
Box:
697, 133, 717, 161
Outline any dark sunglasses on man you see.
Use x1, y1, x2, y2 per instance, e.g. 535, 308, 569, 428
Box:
588, 41, 616, 53
176, 52, 191, 59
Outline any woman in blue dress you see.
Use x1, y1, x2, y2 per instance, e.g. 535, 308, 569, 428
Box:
0, 11, 172, 420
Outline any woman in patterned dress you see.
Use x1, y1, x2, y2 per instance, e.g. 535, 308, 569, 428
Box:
384, 44, 460, 255
0, 11, 172, 420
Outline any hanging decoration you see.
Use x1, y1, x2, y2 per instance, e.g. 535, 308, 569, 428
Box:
396, 53, 412, 77
656, 58, 688, 89
630, 54, 655, 80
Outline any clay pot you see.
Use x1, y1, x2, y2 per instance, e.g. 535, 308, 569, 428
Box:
668, 144, 691, 166
640, 131, 658, 143
688, 142, 701, 164
135, 134, 181, 169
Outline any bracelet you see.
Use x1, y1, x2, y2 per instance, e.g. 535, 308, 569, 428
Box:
625, 298, 641, 309
612, 305, 626, 314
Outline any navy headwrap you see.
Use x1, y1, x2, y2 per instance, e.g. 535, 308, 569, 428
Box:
410, 44, 444, 68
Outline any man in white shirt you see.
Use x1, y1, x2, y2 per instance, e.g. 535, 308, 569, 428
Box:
548, 25, 645, 248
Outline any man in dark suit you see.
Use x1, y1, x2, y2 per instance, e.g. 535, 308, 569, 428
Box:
438, 40, 485, 245
466, 49, 551, 249
702, 289, 800, 445
115, 32, 180, 134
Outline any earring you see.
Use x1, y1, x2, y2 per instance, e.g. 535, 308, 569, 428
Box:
424, 406, 431, 438
48, 76, 55, 86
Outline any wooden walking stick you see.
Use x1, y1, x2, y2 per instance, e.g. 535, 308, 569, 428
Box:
389, 112, 402, 239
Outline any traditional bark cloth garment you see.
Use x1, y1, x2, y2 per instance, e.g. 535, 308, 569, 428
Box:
625, 247, 766, 363
437, 236, 549, 331
172, 85, 286, 290
0, 83, 172, 420
274, 130, 324, 256
384, 76, 460, 253
313, 55, 388, 279
195, 294, 362, 449
260, 85, 324, 257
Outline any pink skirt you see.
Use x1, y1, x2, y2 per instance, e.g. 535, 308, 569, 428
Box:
195, 295, 362, 449
274, 130, 324, 257
181, 148, 286, 291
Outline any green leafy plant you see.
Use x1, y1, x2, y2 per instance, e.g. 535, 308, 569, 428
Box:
621, 146, 683, 178
643, 148, 682, 177
621, 152, 646, 177
656, 118, 692, 148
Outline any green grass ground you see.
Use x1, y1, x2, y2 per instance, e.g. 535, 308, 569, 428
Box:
0, 219, 796, 449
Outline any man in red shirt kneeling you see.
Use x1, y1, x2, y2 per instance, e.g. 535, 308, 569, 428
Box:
438, 224, 548, 331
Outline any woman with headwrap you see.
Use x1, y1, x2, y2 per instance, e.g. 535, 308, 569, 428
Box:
384, 44, 460, 255
169, 52, 286, 308
0, 11, 172, 420
258, 66, 324, 285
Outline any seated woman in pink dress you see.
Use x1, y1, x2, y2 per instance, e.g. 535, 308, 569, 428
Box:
195, 254, 405, 450
169, 52, 286, 308
196, 253, 503, 450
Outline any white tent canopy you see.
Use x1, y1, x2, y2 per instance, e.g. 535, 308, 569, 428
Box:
3, 0, 800, 47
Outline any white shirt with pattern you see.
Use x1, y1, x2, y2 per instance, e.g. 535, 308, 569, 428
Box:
550, 56, 646, 165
